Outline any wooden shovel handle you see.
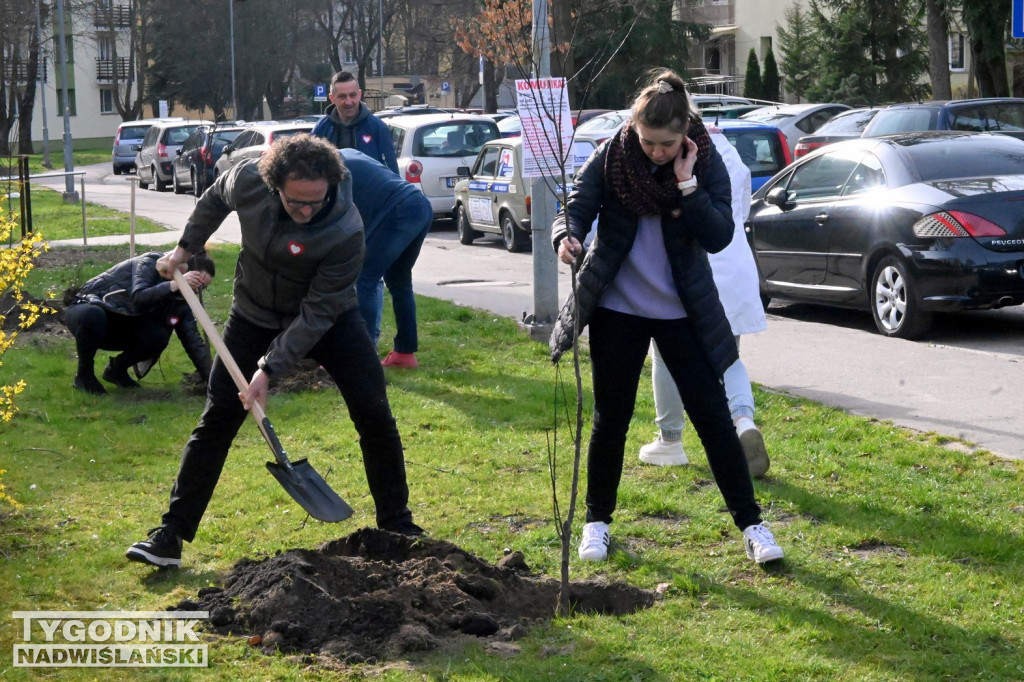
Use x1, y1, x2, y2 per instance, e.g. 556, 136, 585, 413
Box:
173, 269, 270, 426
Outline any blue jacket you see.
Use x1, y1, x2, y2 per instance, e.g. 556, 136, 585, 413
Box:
312, 102, 399, 175
339, 148, 427, 236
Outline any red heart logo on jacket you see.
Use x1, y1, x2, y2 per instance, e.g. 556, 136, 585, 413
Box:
169, 316, 180, 326
362, 135, 372, 144
288, 242, 305, 256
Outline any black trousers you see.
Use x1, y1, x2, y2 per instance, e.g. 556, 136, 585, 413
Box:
161, 308, 412, 541
64, 303, 172, 376
584, 307, 761, 530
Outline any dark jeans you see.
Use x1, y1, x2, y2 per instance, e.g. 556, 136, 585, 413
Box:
64, 303, 171, 376
357, 195, 433, 353
161, 307, 412, 541
585, 307, 761, 530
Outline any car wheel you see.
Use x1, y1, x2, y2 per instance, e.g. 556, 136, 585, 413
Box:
137, 168, 149, 189
113, 166, 122, 176
172, 171, 186, 194
500, 212, 531, 253
456, 205, 479, 245
870, 255, 932, 339
191, 168, 204, 197
154, 166, 169, 192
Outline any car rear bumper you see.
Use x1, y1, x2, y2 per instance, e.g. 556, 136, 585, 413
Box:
910, 245, 1024, 310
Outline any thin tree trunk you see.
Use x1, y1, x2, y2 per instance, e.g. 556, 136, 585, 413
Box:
926, 0, 951, 100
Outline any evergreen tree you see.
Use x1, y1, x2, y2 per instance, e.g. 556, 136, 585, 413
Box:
762, 49, 780, 102
743, 49, 762, 100
805, 0, 928, 105
776, 2, 817, 102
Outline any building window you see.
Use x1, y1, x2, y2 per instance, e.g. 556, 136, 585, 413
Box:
64, 35, 75, 63
949, 33, 965, 71
98, 35, 114, 61
100, 88, 114, 113
55, 88, 77, 116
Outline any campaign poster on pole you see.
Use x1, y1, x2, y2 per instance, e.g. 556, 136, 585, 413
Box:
515, 78, 574, 178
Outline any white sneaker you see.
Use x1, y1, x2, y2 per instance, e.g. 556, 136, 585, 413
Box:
738, 427, 770, 479
742, 523, 784, 564
578, 522, 610, 562
638, 435, 689, 466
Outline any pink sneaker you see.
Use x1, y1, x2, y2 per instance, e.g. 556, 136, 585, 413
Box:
381, 351, 419, 368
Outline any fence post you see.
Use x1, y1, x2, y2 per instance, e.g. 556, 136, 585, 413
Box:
18, 156, 32, 237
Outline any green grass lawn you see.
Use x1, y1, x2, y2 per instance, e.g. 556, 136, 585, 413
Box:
0, 244, 1022, 681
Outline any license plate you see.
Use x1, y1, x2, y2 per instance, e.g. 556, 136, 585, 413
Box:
445, 177, 458, 188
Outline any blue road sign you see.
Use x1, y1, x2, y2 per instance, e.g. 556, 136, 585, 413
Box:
314, 84, 327, 102
441, 81, 451, 93
1015, 0, 1024, 39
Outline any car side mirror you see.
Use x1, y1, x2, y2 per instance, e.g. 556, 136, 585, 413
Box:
765, 186, 792, 207
457, 166, 471, 177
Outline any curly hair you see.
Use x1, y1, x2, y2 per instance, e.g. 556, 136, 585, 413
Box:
631, 68, 692, 134
257, 134, 347, 191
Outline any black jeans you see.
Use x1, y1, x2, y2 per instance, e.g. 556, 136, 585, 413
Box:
161, 307, 412, 541
585, 307, 761, 530
64, 303, 172, 376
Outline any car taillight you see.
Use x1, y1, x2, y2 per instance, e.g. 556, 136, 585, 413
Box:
202, 147, 212, 165
913, 210, 1006, 238
114, 131, 121, 145
778, 132, 792, 165
525, 195, 531, 215
405, 159, 423, 183
793, 141, 825, 158
157, 143, 168, 158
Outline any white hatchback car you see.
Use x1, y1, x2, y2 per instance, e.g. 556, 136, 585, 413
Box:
740, 103, 851, 157
384, 113, 501, 221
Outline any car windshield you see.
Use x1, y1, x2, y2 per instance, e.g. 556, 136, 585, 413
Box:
211, 130, 244, 150
413, 122, 499, 157
497, 117, 521, 134
866, 108, 939, 135
167, 126, 201, 144
576, 113, 628, 132
816, 109, 878, 134
742, 109, 796, 123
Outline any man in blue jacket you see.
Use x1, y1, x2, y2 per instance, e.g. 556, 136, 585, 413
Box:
341, 148, 432, 368
312, 71, 399, 174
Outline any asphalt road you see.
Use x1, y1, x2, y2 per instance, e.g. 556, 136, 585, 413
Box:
38, 163, 1024, 461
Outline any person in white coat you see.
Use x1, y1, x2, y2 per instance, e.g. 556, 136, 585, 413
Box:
637, 128, 770, 478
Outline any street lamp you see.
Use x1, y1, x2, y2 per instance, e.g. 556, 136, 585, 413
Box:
379, 0, 384, 98
229, 0, 237, 118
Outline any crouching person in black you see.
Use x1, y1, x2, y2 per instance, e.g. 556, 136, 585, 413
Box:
63, 252, 215, 395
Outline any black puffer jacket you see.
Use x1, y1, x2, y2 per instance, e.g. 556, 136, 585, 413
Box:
549, 140, 738, 376
70, 251, 212, 378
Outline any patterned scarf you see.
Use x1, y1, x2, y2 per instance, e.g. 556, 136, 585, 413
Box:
603, 116, 714, 216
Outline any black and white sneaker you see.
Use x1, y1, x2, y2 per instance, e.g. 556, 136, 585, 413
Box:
742, 522, 784, 564
126, 527, 182, 568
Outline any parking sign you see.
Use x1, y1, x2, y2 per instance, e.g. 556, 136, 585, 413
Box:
1015, 0, 1024, 38
314, 84, 327, 102
441, 81, 451, 93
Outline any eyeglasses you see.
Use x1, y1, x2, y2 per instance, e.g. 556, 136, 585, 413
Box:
279, 190, 328, 211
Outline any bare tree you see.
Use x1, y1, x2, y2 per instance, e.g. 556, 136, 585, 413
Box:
927, 0, 952, 100
0, 0, 36, 155
92, 0, 149, 122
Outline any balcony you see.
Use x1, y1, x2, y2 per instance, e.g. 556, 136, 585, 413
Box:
93, 5, 132, 29
3, 60, 47, 84
96, 57, 131, 81
677, 0, 734, 28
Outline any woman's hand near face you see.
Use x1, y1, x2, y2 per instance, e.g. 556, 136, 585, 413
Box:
674, 136, 698, 182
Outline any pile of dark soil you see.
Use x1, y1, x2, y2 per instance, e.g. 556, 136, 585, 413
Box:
175, 528, 657, 664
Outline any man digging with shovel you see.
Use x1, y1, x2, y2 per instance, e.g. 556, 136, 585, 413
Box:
126, 134, 423, 569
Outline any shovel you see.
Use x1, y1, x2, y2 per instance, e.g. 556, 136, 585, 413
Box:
173, 269, 354, 522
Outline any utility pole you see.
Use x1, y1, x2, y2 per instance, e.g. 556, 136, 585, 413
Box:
55, 0, 78, 201
521, 0, 558, 340
35, 0, 52, 169
229, 0, 237, 118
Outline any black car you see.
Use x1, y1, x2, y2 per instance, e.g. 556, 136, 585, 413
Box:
748, 132, 1024, 339
171, 125, 247, 197
793, 107, 878, 159
862, 98, 1024, 140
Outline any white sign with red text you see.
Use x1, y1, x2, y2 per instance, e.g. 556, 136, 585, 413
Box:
515, 78, 574, 178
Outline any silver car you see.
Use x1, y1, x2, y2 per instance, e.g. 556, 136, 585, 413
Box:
111, 117, 183, 175
135, 120, 212, 191
212, 122, 315, 178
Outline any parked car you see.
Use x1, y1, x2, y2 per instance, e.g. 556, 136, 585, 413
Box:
740, 103, 852, 157
171, 125, 248, 197
291, 115, 323, 123
793, 107, 879, 158
452, 136, 597, 252
385, 113, 501, 221
212, 122, 315, 178
497, 115, 522, 138
700, 104, 767, 121
709, 119, 792, 192
572, 109, 632, 146
690, 94, 755, 110
135, 120, 212, 191
111, 117, 183, 175
861, 98, 1024, 140
376, 106, 450, 119
747, 132, 1024, 339
571, 109, 613, 127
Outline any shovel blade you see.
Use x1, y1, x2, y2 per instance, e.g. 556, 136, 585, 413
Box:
266, 458, 354, 522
